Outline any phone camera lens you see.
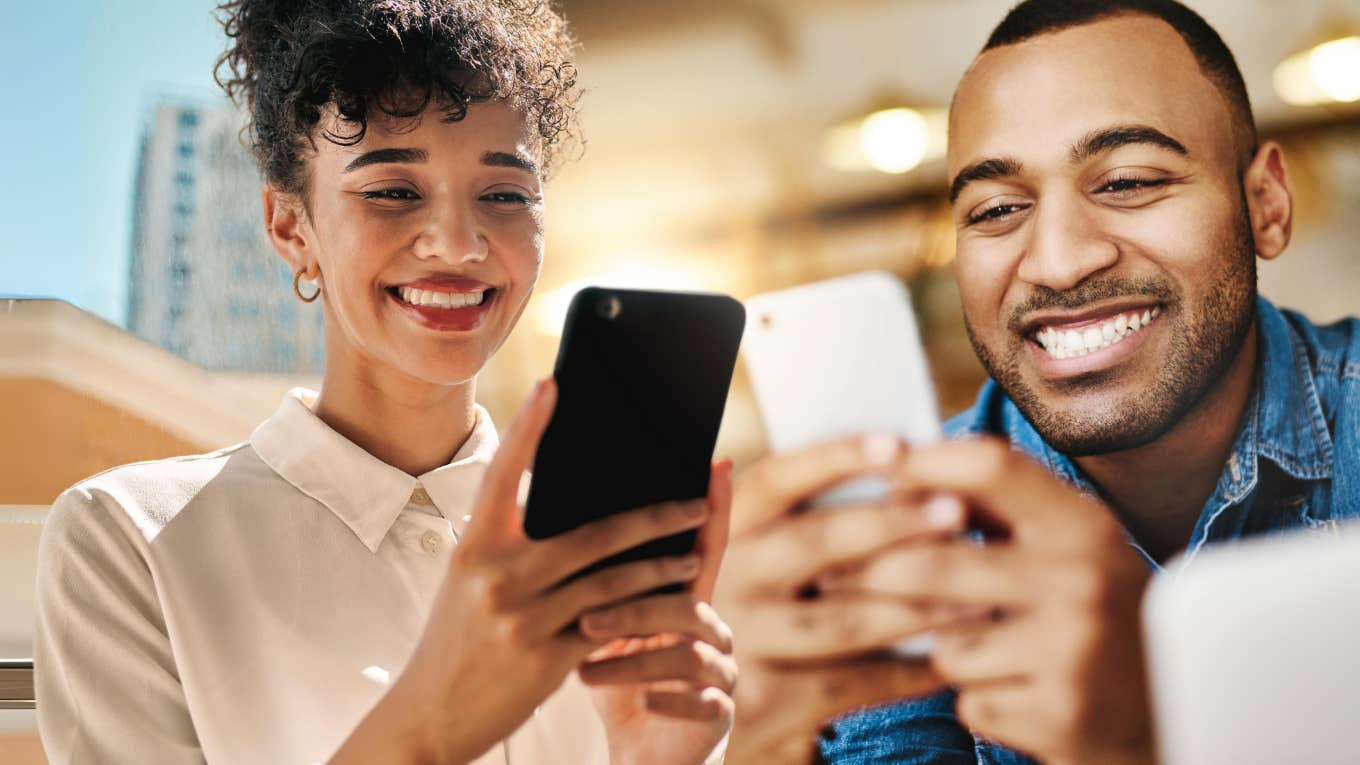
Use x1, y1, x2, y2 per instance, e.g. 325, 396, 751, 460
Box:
598, 295, 622, 320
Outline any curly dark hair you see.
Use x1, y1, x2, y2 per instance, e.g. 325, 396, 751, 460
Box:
214, 0, 580, 199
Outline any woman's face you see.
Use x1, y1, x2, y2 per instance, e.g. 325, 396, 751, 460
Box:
287, 99, 545, 387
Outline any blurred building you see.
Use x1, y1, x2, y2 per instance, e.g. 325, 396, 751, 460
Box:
128, 103, 325, 374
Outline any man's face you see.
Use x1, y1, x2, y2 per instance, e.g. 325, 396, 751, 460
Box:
947, 14, 1258, 456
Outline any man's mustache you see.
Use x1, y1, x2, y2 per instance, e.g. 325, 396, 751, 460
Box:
1006, 278, 1177, 334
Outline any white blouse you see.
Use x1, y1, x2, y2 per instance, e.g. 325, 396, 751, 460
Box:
34, 388, 610, 764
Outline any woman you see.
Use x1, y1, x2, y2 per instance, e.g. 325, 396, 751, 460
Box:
33, 2, 737, 763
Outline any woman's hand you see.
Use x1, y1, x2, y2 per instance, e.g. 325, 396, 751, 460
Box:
331, 379, 716, 765
581, 460, 739, 765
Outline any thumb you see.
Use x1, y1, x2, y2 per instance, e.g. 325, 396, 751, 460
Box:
464, 378, 558, 547
693, 458, 734, 602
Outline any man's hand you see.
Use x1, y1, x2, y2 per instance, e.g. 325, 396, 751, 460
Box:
715, 435, 969, 763
827, 437, 1155, 765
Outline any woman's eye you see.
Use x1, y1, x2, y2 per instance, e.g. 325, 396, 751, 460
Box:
359, 188, 420, 201
967, 203, 1026, 226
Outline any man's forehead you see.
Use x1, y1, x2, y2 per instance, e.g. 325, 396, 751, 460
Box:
948, 14, 1232, 173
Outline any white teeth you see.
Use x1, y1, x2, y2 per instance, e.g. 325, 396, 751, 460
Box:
398, 286, 486, 308
1036, 305, 1162, 360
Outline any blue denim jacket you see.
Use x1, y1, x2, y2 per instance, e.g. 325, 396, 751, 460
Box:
819, 298, 1360, 764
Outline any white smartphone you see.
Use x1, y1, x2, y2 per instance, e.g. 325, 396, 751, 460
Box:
742, 270, 943, 655
743, 270, 942, 502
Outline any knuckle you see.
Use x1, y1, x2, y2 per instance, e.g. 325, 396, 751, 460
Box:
916, 546, 950, 578
477, 570, 513, 609
972, 439, 1012, 483
593, 567, 632, 601
586, 518, 626, 554
498, 613, 534, 648
681, 641, 709, 675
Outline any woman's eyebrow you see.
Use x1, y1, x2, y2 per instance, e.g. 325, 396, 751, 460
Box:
342, 147, 428, 173
483, 151, 539, 177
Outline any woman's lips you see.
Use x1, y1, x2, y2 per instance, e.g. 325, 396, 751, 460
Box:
388, 286, 495, 333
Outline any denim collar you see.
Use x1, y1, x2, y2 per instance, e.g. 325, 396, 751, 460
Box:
992, 298, 1333, 565
1249, 297, 1334, 482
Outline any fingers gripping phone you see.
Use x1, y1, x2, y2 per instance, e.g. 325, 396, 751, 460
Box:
524, 287, 746, 589
742, 271, 942, 654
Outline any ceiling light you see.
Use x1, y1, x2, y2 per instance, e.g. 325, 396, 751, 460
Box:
821, 104, 947, 175
1275, 34, 1360, 106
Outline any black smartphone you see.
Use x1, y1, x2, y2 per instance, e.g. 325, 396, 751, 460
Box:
524, 287, 746, 582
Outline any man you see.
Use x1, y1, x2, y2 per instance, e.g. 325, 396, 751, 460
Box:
716, 0, 1360, 763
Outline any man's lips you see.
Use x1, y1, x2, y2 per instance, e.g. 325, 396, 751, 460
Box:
1019, 299, 1163, 338
1022, 302, 1166, 378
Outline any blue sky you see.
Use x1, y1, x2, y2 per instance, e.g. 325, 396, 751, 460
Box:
2, 1, 227, 325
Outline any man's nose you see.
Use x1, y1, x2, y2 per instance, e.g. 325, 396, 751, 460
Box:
1016, 197, 1118, 291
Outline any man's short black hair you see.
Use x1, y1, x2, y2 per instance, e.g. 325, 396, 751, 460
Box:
980, 0, 1258, 167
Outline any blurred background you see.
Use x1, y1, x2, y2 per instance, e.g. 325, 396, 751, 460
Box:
2, 0, 1358, 759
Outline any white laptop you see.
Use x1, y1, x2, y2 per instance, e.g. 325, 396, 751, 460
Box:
1143, 520, 1360, 765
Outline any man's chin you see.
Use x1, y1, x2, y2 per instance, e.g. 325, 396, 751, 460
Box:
1009, 379, 1179, 457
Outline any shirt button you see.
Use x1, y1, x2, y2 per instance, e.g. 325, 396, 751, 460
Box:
410, 487, 432, 505
420, 530, 442, 555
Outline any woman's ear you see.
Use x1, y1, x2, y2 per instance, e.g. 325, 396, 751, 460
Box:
1242, 142, 1294, 262
262, 185, 317, 277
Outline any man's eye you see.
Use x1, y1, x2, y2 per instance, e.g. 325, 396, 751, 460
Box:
481, 191, 535, 205
360, 188, 420, 201
968, 203, 1025, 226
1098, 177, 1167, 195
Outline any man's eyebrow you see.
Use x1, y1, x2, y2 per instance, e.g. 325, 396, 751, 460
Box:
342, 147, 428, 173
482, 151, 539, 176
1069, 125, 1189, 164
949, 157, 1023, 204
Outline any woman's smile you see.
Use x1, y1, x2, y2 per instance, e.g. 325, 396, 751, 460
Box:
385, 276, 498, 333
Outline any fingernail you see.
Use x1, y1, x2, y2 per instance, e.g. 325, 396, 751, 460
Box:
683, 501, 708, 520
861, 433, 901, 466
924, 495, 963, 527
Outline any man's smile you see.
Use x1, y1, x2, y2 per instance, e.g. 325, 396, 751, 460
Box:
1022, 302, 1166, 378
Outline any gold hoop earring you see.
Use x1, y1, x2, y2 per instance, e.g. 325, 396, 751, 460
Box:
293, 270, 321, 303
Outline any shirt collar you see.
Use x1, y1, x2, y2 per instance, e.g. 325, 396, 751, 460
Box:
1250, 297, 1334, 482
250, 388, 499, 552
1011, 298, 1334, 486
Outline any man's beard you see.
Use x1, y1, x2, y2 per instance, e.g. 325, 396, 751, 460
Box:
965, 208, 1258, 457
